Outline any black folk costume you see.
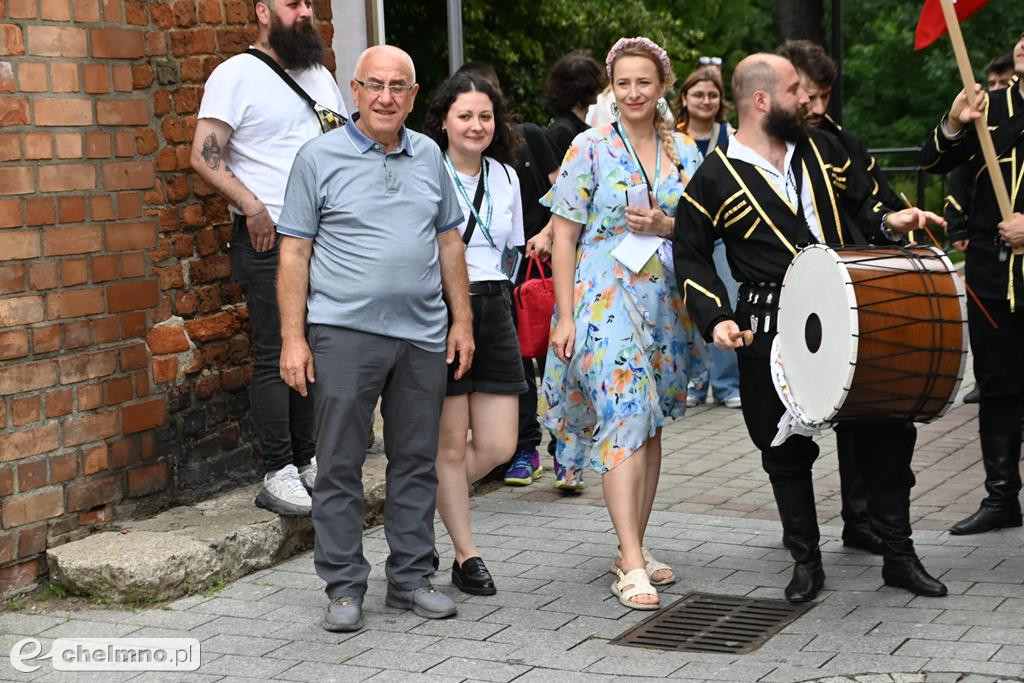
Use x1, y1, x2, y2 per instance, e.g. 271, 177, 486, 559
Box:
817, 114, 904, 556
674, 127, 947, 601
920, 76, 1024, 535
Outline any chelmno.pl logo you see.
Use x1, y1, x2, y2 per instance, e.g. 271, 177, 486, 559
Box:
9, 637, 201, 673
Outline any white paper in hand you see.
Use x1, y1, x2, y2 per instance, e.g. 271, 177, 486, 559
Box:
612, 232, 663, 273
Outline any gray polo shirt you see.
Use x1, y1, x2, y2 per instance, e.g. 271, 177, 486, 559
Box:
277, 115, 463, 353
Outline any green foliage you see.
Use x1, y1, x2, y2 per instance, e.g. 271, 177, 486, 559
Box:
841, 0, 1024, 148
384, 0, 1022, 163
385, 0, 709, 126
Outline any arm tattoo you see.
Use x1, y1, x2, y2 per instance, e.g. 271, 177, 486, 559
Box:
201, 132, 221, 170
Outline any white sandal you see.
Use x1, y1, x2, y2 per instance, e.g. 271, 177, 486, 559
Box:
642, 547, 677, 586
609, 547, 677, 586
611, 567, 660, 610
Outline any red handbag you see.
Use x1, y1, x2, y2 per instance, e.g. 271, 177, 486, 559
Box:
514, 253, 555, 358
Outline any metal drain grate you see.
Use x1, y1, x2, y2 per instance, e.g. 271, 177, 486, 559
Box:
611, 592, 815, 654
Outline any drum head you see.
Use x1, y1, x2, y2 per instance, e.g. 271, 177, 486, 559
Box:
777, 245, 858, 423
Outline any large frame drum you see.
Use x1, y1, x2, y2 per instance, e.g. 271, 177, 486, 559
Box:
776, 245, 967, 424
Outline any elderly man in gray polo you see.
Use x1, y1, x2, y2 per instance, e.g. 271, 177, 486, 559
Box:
276, 45, 474, 632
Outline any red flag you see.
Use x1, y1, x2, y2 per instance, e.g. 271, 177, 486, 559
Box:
915, 0, 990, 50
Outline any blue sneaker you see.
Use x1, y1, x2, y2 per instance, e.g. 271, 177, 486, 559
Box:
554, 460, 585, 492
504, 449, 543, 486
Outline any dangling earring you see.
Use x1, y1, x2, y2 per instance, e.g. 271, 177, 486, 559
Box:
656, 99, 669, 119
610, 101, 620, 119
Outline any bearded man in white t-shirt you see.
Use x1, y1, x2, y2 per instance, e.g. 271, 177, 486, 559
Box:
190, 0, 347, 516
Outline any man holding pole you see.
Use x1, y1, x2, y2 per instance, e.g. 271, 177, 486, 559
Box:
919, 30, 1024, 536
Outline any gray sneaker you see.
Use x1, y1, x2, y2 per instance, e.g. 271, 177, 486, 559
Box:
254, 464, 312, 517
298, 459, 317, 492
323, 596, 364, 632
385, 584, 456, 619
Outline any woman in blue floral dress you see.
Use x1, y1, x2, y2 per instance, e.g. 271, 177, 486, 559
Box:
544, 37, 702, 610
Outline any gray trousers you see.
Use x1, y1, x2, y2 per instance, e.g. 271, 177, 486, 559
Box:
308, 324, 446, 599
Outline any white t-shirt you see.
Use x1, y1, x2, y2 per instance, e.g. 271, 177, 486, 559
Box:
197, 50, 347, 224
451, 156, 525, 282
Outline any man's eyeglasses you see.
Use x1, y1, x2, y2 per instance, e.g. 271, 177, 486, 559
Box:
698, 56, 723, 66
355, 79, 415, 96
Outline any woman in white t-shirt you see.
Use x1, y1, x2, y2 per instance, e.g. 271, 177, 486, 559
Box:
424, 73, 527, 597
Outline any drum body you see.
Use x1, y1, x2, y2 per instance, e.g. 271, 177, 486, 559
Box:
776, 245, 967, 424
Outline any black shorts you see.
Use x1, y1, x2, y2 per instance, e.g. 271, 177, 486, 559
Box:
446, 281, 528, 396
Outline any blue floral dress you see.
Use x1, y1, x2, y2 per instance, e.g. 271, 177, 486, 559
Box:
541, 125, 704, 480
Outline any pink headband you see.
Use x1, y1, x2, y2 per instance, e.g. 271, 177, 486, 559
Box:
605, 37, 672, 81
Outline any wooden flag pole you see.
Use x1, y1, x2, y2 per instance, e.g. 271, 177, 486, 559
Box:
937, 0, 1020, 254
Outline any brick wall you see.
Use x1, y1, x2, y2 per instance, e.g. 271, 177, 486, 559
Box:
0, 0, 337, 597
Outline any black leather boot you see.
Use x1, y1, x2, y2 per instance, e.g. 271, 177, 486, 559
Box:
770, 478, 825, 602
836, 429, 885, 555
949, 433, 1023, 535
870, 488, 946, 597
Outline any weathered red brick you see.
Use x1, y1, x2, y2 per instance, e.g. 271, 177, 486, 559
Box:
0, 231, 41, 261
44, 387, 72, 417
0, 264, 25, 294
34, 98, 92, 126
51, 62, 79, 92
0, 96, 29, 126
63, 409, 117, 447
0, 24, 26, 57
17, 459, 46, 490
0, 167, 33, 195
102, 160, 154, 190
118, 341, 147, 369
104, 220, 157, 251
27, 25, 87, 57
66, 474, 120, 511
0, 560, 40, 595
28, 261, 57, 290
146, 324, 188, 354
0, 295, 44, 326
17, 524, 47, 556
90, 28, 144, 58
61, 258, 88, 286
33, 325, 60, 353
50, 452, 76, 483
96, 99, 147, 125
3, 487, 63, 527
127, 461, 167, 497
81, 444, 107, 475
43, 225, 102, 256
122, 397, 165, 434
45, 288, 104, 319
0, 329, 28, 360
0, 423, 59, 462
10, 395, 39, 426
59, 350, 117, 384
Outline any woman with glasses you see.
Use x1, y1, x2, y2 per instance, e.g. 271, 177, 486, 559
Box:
423, 72, 527, 597
674, 67, 742, 410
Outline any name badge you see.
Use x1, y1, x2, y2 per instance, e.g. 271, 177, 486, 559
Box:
500, 242, 522, 282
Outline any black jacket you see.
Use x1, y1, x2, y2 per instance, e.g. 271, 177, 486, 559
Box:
820, 114, 903, 213
920, 76, 1024, 306
673, 127, 892, 340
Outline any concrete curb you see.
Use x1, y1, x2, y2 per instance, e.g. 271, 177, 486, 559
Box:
47, 455, 389, 604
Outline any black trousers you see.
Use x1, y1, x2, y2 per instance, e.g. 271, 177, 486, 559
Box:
230, 214, 316, 473
969, 295, 1024, 435
736, 348, 916, 491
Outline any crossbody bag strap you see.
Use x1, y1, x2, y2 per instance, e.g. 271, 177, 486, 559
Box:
462, 168, 487, 245
245, 48, 316, 108
245, 49, 346, 133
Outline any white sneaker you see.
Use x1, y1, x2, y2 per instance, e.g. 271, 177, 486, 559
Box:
299, 459, 317, 491
722, 396, 742, 409
686, 395, 702, 408
255, 464, 312, 517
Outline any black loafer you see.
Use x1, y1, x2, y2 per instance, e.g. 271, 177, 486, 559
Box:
451, 556, 496, 596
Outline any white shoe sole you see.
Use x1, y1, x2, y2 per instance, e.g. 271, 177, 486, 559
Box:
254, 489, 311, 517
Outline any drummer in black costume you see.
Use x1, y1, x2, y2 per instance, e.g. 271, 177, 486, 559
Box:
673, 53, 949, 602
774, 39, 901, 558
920, 34, 1024, 536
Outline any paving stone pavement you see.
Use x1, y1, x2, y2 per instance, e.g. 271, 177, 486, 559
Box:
3, 373, 1023, 682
